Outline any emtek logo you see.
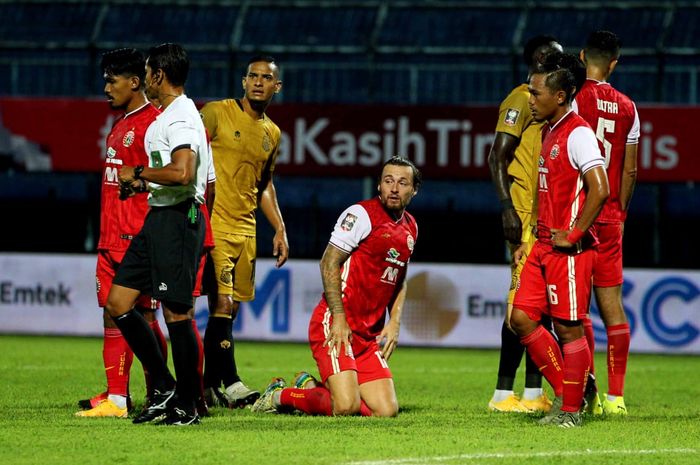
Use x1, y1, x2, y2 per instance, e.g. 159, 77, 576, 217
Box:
234, 269, 290, 333
1, 281, 71, 305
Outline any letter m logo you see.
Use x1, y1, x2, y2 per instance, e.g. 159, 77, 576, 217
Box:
105, 166, 119, 183
234, 268, 290, 333
381, 266, 399, 283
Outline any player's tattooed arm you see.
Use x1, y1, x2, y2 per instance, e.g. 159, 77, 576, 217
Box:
320, 244, 352, 356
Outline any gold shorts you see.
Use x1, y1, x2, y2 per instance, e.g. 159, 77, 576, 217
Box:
507, 211, 535, 307
209, 232, 256, 301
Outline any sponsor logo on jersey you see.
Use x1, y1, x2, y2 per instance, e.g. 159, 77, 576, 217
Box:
385, 248, 405, 267
122, 130, 135, 147
539, 155, 545, 166
340, 213, 357, 231
504, 108, 520, 126
96, 277, 101, 293
550, 144, 560, 159
262, 133, 272, 152
407, 234, 415, 252
107, 147, 117, 158
158, 282, 168, 291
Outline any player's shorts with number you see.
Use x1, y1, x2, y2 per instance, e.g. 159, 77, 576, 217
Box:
513, 240, 596, 321
308, 304, 392, 384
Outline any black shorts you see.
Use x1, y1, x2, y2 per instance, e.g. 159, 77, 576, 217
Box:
114, 199, 205, 308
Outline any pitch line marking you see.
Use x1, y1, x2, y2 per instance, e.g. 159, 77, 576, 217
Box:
344, 448, 698, 465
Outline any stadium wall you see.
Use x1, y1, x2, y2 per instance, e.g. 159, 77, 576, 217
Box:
1, 253, 698, 354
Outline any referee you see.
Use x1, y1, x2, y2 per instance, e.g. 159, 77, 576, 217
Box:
106, 43, 210, 426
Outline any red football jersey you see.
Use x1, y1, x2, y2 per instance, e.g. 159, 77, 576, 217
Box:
573, 79, 640, 222
97, 103, 160, 252
537, 111, 605, 249
316, 196, 418, 342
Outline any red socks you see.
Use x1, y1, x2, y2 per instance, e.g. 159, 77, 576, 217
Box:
606, 323, 630, 396
561, 337, 591, 413
583, 317, 595, 374
103, 327, 133, 396
191, 319, 205, 401
520, 325, 564, 397
281, 387, 332, 415
279, 387, 373, 416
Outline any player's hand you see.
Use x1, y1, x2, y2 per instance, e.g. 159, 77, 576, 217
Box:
512, 243, 527, 265
119, 180, 146, 200
118, 165, 136, 184
501, 208, 522, 244
323, 312, 352, 358
551, 228, 574, 248
272, 229, 289, 268
377, 321, 400, 361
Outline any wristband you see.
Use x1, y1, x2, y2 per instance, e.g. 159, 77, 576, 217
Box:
133, 165, 144, 180
500, 198, 514, 210
566, 226, 585, 244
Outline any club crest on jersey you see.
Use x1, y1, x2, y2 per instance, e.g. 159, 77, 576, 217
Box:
407, 234, 415, 252
262, 133, 272, 152
504, 108, 520, 126
122, 130, 135, 147
234, 130, 241, 140
107, 147, 117, 158
220, 269, 233, 285
550, 144, 560, 160
341, 213, 357, 231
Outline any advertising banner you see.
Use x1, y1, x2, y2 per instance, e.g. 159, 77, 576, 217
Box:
1, 253, 698, 354
0, 98, 695, 181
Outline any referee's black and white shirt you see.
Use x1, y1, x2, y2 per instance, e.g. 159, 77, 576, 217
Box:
145, 95, 210, 207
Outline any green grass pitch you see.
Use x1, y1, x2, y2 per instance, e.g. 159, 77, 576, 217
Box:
0, 335, 698, 465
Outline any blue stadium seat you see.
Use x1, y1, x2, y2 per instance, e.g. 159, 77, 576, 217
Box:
241, 7, 377, 47
665, 7, 700, 48
3, 49, 91, 97
0, 2, 99, 42
97, 4, 239, 46
525, 7, 665, 49
379, 7, 518, 48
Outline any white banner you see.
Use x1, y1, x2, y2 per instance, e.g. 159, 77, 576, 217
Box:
1, 253, 698, 354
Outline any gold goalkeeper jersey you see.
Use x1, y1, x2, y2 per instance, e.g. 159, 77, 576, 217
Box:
200, 98, 281, 236
495, 83, 544, 216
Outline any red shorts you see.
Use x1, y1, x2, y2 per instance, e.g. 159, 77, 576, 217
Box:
96, 249, 158, 310
194, 204, 215, 297
513, 241, 596, 322
308, 304, 392, 384
592, 222, 623, 287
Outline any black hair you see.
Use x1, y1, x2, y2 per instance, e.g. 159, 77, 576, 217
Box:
245, 54, 280, 78
147, 43, 189, 87
585, 30, 621, 64
540, 52, 587, 103
100, 48, 146, 83
523, 35, 559, 67
381, 156, 422, 191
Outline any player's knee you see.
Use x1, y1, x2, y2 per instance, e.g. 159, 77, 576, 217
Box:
509, 308, 531, 335
332, 397, 361, 416
371, 401, 399, 418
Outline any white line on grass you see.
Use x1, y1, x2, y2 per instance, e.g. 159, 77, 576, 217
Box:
344, 448, 698, 465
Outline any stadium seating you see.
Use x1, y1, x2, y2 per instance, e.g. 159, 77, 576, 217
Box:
0, 0, 698, 103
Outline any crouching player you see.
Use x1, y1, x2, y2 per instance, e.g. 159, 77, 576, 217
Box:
252, 156, 421, 417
